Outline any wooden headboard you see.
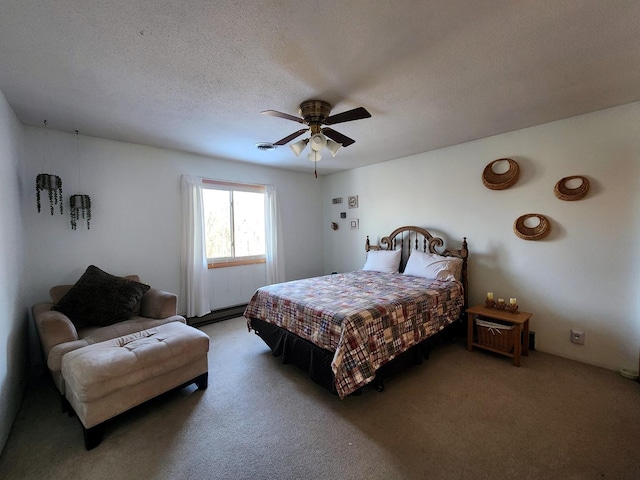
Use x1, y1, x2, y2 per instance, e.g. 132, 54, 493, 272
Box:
366, 226, 469, 310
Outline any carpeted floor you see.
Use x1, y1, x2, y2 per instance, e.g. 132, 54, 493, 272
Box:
1, 317, 639, 480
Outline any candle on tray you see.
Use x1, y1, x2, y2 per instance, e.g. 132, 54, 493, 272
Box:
510, 297, 517, 305
487, 292, 494, 300
498, 298, 504, 303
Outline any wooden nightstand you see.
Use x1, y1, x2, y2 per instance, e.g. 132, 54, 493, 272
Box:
466, 304, 532, 366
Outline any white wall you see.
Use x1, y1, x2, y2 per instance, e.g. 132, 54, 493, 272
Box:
323, 102, 640, 372
0, 90, 28, 452
21, 127, 324, 332
6, 96, 639, 454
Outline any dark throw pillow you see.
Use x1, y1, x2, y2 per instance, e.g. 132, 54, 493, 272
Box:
53, 265, 150, 328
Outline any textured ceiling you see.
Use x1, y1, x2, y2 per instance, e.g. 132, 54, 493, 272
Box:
1, 1, 640, 175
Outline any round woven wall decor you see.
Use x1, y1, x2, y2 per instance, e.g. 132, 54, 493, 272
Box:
513, 214, 551, 241
554, 175, 589, 201
482, 158, 519, 190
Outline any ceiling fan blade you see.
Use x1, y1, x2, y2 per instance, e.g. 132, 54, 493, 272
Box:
273, 128, 308, 145
324, 107, 371, 125
322, 127, 356, 147
261, 110, 304, 124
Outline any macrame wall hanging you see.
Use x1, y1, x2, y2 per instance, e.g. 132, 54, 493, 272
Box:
70, 130, 92, 230
36, 120, 64, 215
70, 194, 91, 230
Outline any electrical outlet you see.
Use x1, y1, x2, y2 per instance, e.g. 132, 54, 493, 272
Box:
570, 329, 585, 345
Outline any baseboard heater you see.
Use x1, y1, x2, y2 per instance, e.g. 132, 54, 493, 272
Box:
187, 304, 247, 327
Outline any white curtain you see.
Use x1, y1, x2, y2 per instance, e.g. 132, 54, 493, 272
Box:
264, 185, 285, 285
180, 175, 211, 318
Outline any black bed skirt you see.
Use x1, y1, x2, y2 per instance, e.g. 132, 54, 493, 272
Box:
249, 317, 447, 396
250, 317, 338, 393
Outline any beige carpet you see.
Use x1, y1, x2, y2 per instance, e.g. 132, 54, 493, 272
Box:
1, 317, 639, 480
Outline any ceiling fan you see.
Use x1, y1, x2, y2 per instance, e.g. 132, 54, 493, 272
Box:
261, 100, 371, 161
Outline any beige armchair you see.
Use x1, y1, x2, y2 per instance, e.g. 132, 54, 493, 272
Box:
33, 275, 185, 396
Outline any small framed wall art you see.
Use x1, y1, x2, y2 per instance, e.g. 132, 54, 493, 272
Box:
348, 195, 358, 209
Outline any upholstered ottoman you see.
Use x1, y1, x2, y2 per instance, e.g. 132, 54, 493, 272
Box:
61, 322, 209, 449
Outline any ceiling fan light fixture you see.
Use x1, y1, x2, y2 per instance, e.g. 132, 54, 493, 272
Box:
326, 139, 342, 157
310, 133, 327, 152
290, 138, 309, 157
307, 150, 321, 162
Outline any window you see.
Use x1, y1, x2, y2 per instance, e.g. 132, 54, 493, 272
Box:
202, 180, 266, 268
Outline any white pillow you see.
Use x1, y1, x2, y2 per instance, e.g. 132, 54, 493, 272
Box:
428, 252, 463, 280
403, 250, 461, 281
444, 255, 463, 281
362, 249, 402, 273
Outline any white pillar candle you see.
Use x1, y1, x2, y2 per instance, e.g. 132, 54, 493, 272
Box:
487, 292, 494, 300
498, 298, 505, 303
510, 297, 517, 305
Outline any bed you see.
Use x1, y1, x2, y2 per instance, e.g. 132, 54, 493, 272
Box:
245, 226, 468, 398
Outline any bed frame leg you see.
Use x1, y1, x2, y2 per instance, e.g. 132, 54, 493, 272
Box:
372, 377, 385, 392
419, 341, 431, 360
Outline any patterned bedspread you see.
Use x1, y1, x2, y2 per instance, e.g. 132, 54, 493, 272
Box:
244, 270, 463, 398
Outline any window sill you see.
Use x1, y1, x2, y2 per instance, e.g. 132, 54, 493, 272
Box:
208, 258, 266, 269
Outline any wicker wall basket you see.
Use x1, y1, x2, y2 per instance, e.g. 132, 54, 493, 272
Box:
482, 158, 520, 190
554, 175, 589, 201
513, 213, 551, 241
